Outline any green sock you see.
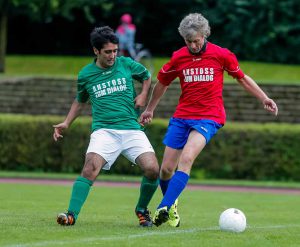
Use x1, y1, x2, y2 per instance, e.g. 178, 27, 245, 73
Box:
136, 176, 159, 212
68, 176, 93, 219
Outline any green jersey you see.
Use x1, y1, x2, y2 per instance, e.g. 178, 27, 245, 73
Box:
77, 56, 150, 131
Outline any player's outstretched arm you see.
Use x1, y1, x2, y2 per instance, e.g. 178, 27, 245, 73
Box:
237, 75, 278, 116
53, 99, 84, 141
140, 81, 168, 126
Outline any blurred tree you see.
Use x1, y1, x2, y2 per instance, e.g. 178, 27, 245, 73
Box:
0, 0, 58, 72
200, 0, 300, 62
0, 0, 113, 72
2, 0, 300, 65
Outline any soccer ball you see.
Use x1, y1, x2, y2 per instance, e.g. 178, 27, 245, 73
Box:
219, 208, 247, 233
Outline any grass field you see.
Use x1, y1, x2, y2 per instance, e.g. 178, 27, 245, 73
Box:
1, 55, 300, 84
1, 180, 300, 247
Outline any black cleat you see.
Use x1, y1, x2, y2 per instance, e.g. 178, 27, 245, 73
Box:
152, 207, 169, 227
135, 208, 153, 227
57, 212, 76, 226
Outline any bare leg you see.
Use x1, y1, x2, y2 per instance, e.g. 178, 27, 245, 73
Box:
160, 147, 182, 180
135, 151, 159, 180
177, 130, 206, 174
159, 130, 206, 208
81, 152, 107, 181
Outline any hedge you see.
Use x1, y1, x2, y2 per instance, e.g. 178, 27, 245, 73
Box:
0, 114, 299, 181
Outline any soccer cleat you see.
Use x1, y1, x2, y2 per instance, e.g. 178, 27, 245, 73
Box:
152, 206, 169, 227
57, 212, 76, 226
168, 199, 180, 227
135, 208, 153, 227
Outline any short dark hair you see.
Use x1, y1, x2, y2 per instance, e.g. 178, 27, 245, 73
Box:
90, 26, 119, 50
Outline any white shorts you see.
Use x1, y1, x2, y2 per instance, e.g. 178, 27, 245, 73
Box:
86, 129, 155, 170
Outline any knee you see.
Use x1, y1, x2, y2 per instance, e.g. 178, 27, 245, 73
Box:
177, 153, 194, 175
81, 166, 95, 180
137, 152, 160, 180
81, 153, 103, 180
143, 160, 159, 180
160, 165, 174, 178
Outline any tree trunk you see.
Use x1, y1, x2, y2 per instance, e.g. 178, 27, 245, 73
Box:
0, 1, 8, 73
0, 14, 7, 73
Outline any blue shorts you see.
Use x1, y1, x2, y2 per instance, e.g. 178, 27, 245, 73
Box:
163, 118, 223, 149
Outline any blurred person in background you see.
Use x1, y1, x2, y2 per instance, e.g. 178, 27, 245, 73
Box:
116, 13, 136, 58
140, 13, 278, 228
53, 26, 159, 227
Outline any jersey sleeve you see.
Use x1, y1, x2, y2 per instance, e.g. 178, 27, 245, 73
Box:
76, 73, 89, 103
223, 49, 245, 79
130, 58, 151, 82
157, 55, 179, 85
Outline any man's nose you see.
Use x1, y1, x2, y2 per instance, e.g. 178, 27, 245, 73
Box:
190, 43, 197, 49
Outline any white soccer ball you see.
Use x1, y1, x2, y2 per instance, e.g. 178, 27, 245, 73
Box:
219, 208, 247, 233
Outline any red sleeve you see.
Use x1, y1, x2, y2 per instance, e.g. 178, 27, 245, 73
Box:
157, 58, 178, 85
223, 50, 245, 79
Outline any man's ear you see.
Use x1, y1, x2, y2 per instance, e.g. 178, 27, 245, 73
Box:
93, 47, 99, 55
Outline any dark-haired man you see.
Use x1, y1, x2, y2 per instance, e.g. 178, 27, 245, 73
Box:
53, 26, 159, 227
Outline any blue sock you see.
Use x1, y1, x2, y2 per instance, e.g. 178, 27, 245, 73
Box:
160, 179, 170, 195
158, 171, 189, 210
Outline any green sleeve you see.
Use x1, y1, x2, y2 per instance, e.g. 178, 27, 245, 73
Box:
130, 59, 151, 82
76, 74, 89, 103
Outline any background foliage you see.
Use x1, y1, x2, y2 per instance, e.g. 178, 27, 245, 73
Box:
3, 0, 300, 63
1, 114, 299, 181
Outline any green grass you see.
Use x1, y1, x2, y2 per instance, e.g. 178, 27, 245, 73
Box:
228, 61, 300, 84
2, 55, 91, 79
1, 182, 300, 247
1, 55, 300, 84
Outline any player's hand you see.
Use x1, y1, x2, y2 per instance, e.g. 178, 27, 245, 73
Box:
53, 122, 68, 141
263, 98, 278, 116
134, 93, 147, 108
139, 110, 153, 126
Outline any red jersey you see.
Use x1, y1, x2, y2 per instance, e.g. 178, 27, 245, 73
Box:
157, 42, 245, 124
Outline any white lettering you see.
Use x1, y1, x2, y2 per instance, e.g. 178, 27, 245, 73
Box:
93, 78, 128, 98
184, 76, 193, 82
182, 67, 215, 83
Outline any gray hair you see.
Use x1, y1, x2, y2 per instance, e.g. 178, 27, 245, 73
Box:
178, 13, 211, 40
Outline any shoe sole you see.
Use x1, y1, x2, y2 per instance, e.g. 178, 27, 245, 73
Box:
139, 222, 153, 227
